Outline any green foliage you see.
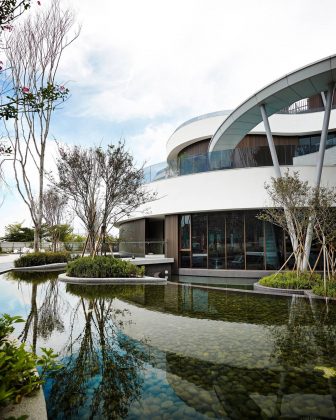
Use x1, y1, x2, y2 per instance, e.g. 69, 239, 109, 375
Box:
63, 232, 86, 243
2, 223, 34, 242
312, 281, 336, 298
0, 314, 61, 407
67, 256, 145, 278
14, 251, 71, 268
0, 0, 31, 28
259, 271, 321, 289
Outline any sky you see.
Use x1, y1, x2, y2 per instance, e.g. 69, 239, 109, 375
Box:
1, 0, 336, 235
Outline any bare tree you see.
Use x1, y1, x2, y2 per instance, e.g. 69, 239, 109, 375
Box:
96, 142, 156, 255
42, 187, 69, 251
55, 142, 156, 256
4, 0, 79, 251
56, 145, 102, 255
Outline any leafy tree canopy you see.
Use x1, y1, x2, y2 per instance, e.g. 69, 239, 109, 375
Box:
2, 222, 34, 241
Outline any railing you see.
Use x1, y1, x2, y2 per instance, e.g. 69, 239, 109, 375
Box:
143, 142, 336, 184
0, 240, 167, 258
118, 241, 167, 258
278, 99, 336, 114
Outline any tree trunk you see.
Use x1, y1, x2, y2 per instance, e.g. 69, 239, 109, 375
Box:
34, 225, 40, 252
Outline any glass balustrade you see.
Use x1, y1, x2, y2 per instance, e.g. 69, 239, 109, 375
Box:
143, 142, 336, 184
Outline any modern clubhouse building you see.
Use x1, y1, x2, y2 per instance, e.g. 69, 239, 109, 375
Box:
118, 56, 336, 276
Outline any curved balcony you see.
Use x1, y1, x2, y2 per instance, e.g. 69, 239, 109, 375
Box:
143, 141, 336, 184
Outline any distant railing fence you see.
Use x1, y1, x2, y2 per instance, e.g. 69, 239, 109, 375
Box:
0, 240, 166, 258
118, 241, 167, 258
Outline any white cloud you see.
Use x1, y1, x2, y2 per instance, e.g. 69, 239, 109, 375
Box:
126, 122, 175, 166
2, 0, 336, 231
57, 0, 336, 124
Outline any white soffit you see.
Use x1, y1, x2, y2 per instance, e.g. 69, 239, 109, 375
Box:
209, 55, 336, 153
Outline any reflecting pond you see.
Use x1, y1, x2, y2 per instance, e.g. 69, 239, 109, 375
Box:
1, 271, 336, 419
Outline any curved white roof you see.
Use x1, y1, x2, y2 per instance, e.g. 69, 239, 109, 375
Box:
166, 110, 231, 160
209, 55, 336, 153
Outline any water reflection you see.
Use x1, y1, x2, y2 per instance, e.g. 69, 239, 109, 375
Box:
1, 273, 336, 419
47, 298, 148, 419
5, 271, 63, 352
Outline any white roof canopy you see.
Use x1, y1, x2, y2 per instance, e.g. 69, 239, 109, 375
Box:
209, 55, 336, 153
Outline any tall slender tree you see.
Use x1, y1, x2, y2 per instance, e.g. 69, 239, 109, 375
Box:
4, 0, 79, 251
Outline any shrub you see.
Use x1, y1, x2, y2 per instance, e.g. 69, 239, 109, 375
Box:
312, 280, 336, 298
67, 256, 145, 278
259, 271, 321, 289
14, 251, 71, 268
0, 314, 60, 407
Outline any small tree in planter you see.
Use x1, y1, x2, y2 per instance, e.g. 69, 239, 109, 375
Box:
309, 186, 336, 288
55, 141, 156, 258
259, 171, 311, 276
260, 171, 336, 289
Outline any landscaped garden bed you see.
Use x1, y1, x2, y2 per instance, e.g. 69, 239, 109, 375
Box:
258, 271, 321, 290
59, 255, 166, 285
312, 282, 336, 298
13, 251, 71, 271
256, 271, 336, 299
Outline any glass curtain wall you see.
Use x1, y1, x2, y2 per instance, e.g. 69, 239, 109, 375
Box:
245, 212, 264, 269
179, 210, 287, 270
226, 213, 245, 269
180, 215, 191, 268
191, 214, 207, 268
208, 213, 226, 269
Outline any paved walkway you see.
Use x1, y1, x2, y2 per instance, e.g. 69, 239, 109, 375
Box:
0, 254, 18, 273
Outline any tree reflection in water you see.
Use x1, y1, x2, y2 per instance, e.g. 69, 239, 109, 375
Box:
47, 295, 149, 420
6, 271, 64, 352
269, 295, 336, 368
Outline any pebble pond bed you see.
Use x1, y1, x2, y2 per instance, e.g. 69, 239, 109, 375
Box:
1, 271, 336, 419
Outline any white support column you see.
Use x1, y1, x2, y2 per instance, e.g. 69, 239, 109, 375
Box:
260, 104, 281, 178
302, 83, 335, 270
321, 91, 326, 108
260, 103, 298, 255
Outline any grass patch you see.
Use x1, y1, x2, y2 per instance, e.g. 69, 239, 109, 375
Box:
259, 271, 321, 290
66, 256, 145, 278
14, 251, 71, 268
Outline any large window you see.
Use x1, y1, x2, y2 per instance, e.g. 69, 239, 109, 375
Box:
177, 210, 300, 271
208, 213, 225, 269
180, 215, 191, 268
226, 213, 244, 269
191, 214, 207, 268
264, 223, 284, 269
245, 212, 264, 269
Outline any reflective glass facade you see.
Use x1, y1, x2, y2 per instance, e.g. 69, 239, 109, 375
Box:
179, 210, 287, 270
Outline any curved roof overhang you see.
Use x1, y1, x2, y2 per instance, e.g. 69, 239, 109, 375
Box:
209, 55, 336, 153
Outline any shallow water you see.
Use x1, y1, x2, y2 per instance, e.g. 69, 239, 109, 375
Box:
1, 271, 336, 419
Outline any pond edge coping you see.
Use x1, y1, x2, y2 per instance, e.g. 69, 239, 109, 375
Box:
167, 281, 336, 301
254, 281, 336, 301
254, 282, 306, 295
58, 272, 167, 285
12, 262, 67, 272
